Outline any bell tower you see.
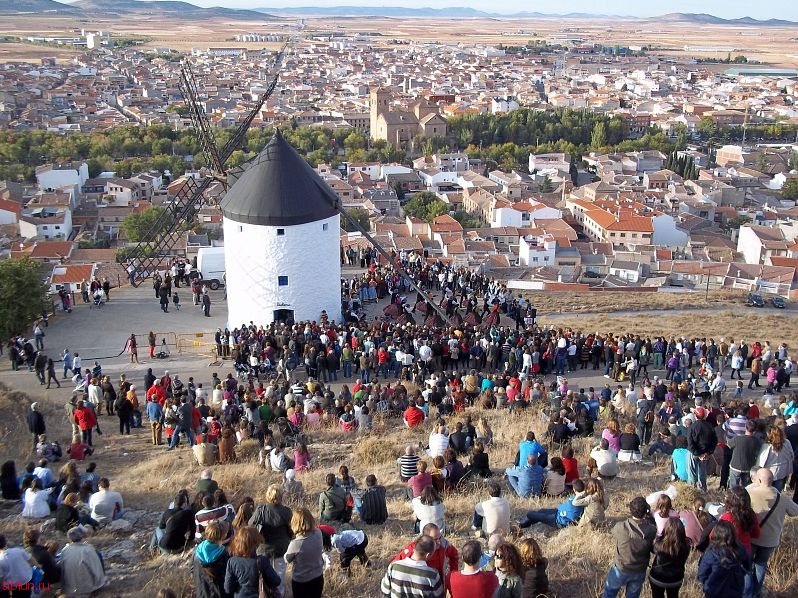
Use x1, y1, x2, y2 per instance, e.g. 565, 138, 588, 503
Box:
369, 87, 389, 140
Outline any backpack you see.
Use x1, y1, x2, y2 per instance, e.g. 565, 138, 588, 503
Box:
556, 496, 585, 526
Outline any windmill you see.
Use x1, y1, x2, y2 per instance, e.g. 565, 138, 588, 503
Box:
119, 42, 289, 281
123, 43, 452, 326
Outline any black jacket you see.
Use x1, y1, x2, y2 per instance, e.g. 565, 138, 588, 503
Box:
29, 543, 60, 584
360, 485, 388, 524
192, 549, 231, 598
248, 503, 293, 557
27, 411, 46, 435
159, 507, 196, 553
55, 504, 80, 533
688, 419, 718, 456
648, 544, 689, 587
522, 559, 550, 597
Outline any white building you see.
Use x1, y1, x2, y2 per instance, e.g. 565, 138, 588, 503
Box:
221, 131, 341, 327
736, 224, 791, 265
518, 234, 556, 266
19, 207, 72, 240
491, 200, 561, 228
35, 162, 89, 199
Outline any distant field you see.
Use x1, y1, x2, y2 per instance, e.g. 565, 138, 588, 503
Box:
0, 14, 796, 65
0, 41, 83, 63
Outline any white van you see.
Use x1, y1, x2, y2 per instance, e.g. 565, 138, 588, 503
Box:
196, 247, 225, 290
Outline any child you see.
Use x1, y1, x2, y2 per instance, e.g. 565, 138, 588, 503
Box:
733, 380, 744, 399
319, 524, 369, 575
67, 436, 93, 461
172, 293, 180, 311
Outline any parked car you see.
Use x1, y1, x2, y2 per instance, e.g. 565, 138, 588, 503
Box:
748, 292, 765, 307
772, 295, 787, 309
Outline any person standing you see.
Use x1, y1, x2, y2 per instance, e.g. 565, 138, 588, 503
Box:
148, 332, 157, 359
26, 403, 46, 451
745, 468, 798, 596
45, 358, 61, 389
728, 420, 762, 488
687, 406, 717, 493
648, 518, 690, 598
202, 291, 211, 317
61, 348, 73, 379
167, 397, 195, 450
284, 508, 325, 598
249, 485, 293, 591
126, 334, 139, 365
33, 322, 45, 351
602, 496, 657, 598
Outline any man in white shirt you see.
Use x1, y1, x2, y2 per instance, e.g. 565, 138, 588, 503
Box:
0, 535, 35, 589
588, 439, 620, 479
88, 478, 124, 523
471, 482, 511, 537
427, 423, 449, 458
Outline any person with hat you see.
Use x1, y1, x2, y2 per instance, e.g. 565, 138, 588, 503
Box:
687, 406, 717, 493
58, 526, 107, 597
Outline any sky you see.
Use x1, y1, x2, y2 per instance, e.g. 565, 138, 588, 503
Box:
177, 0, 798, 21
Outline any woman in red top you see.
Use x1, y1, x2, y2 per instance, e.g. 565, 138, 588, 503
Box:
561, 445, 580, 485
718, 486, 760, 555
446, 540, 498, 598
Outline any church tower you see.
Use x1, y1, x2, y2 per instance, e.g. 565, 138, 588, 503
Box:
369, 87, 389, 140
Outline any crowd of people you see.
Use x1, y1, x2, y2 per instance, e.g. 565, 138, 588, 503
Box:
3, 258, 798, 598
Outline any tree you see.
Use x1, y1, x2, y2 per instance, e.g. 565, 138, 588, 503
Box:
591, 122, 606, 149
721, 215, 752, 233
122, 206, 166, 242
540, 175, 554, 193
569, 157, 579, 187
403, 191, 448, 222
781, 178, 798, 200
0, 257, 50, 339
343, 208, 371, 232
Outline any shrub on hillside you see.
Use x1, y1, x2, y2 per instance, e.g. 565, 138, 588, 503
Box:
353, 437, 399, 467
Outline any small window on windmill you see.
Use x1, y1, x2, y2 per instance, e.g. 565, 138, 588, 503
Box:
322, 223, 328, 231
278, 276, 289, 286
277, 228, 285, 236
239, 226, 243, 232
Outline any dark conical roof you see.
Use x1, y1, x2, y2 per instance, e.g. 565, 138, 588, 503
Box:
221, 130, 340, 226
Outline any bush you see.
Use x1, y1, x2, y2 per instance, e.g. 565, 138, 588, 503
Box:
353, 438, 399, 467
236, 439, 262, 462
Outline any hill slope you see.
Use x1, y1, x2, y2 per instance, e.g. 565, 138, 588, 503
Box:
0, 0, 80, 13
71, 0, 274, 20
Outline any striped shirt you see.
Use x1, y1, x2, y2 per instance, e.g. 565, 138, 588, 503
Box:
398, 454, 420, 479
381, 557, 443, 598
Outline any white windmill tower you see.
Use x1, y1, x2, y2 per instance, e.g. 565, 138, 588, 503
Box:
221, 130, 341, 327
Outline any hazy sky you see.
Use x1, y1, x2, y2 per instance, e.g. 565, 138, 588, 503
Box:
180, 0, 798, 21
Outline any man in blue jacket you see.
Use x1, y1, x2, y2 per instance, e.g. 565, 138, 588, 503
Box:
505, 455, 544, 498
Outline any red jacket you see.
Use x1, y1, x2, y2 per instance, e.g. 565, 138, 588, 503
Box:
391, 539, 459, 587
146, 384, 165, 405
74, 406, 97, 431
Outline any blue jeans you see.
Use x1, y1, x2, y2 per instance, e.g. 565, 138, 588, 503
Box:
519, 508, 558, 528
603, 565, 645, 598
168, 426, 195, 449
749, 544, 776, 597
360, 368, 370, 383
688, 452, 708, 491
343, 361, 352, 377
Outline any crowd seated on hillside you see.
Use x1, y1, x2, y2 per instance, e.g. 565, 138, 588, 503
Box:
4, 258, 798, 597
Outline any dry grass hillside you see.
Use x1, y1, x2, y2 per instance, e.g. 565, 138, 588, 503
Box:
529, 290, 747, 316
2, 382, 798, 597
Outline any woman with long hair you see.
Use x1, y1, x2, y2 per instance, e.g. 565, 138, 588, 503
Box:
284, 508, 325, 598
543, 457, 566, 496
653, 494, 678, 537
412, 485, 445, 533
579, 478, 609, 528
231, 501, 254, 532
719, 486, 760, 556
148, 331, 156, 359
518, 536, 549, 598
223, 525, 279, 598
602, 418, 621, 453
758, 425, 795, 491
698, 520, 751, 598
494, 542, 523, 598
0, 461, 19, 500
649, 517, 690, 598
126, 333, 139, 364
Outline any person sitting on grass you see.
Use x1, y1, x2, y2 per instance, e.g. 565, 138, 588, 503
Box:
505, 454, 544, 498
542, 457, 567, 497
358, 474, 388, 524
518, 479, 587, 529
518, 536, 549, 598
319, 473, 349, 523
446, 539, 498, 598
389, 524, 457, 594
587, 439, 620, 480
471, 481, 511, 538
